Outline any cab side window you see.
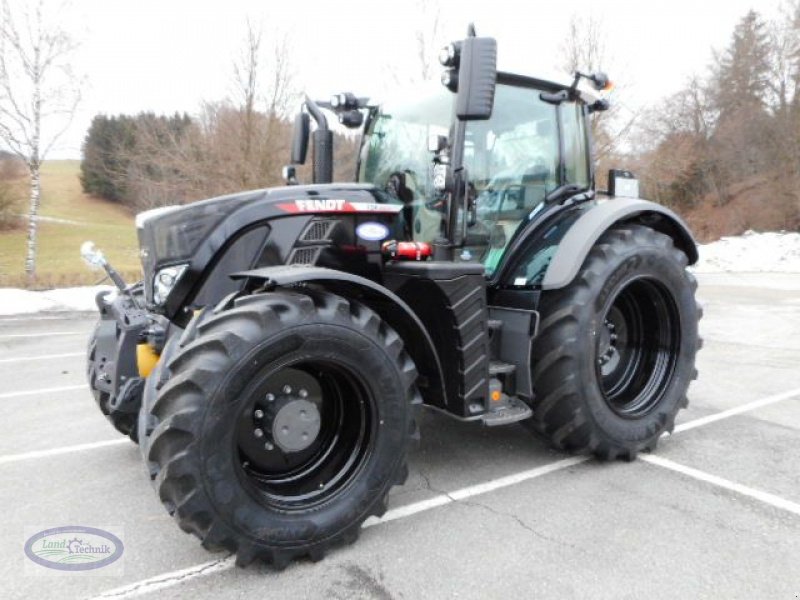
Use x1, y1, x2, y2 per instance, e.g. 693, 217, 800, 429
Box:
561, 102, 590, 188
463, 84, 560, 274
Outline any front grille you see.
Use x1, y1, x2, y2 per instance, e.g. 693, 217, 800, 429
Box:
288, 247, 320, 264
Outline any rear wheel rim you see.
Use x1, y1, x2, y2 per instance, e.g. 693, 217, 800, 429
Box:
595, 277, 680, 418
235, 360, 373, 510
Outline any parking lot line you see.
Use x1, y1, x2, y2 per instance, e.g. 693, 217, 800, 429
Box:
641, 454, 800, 517
0, 331, 85, 339
0, 439, 128, 466
85, 385, 800, 598
0, 315, 89, 321
89, 456, 588, 600
0, 383, 88, 399
673, 387, 800, 433
90, 556, 236, 600
0, 351, 84, 364
365, 456, 589, 527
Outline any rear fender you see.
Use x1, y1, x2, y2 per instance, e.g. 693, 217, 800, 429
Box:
540, 198, 698, 290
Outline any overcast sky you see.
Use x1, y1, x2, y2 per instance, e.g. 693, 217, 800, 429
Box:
41, 0, 786, 158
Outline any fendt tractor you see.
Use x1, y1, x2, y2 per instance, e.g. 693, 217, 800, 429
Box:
83, 28, 701, 567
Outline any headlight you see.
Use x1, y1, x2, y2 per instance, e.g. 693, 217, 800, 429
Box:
153, 264, 187, 305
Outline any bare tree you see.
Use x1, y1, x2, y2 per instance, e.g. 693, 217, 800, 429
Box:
229, 20, 295, 188
413, 0, 443, 83
386, 0, 445, 86
232, 20, 262, 188
559, 14, 637, 184
0, 0, 80, 279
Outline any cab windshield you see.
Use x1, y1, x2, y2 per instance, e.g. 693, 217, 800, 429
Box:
358, 88, 452, 242
359, 82, 590, 275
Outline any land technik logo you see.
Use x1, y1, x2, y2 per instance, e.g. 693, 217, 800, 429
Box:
24, 526, 124, 573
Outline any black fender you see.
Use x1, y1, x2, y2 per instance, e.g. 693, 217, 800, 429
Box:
540, 198, 698, 290
231, 265, 447, 410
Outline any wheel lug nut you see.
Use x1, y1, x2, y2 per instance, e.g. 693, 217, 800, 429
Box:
254, 428, 264, 438
254, 409, 264, 419
264, 442, 274, 451
282, 385, 292, 395
266, 393, 275, 402
299, 388, 308, 398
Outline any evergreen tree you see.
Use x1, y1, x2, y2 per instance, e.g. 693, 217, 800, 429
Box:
714, 10, 772, 115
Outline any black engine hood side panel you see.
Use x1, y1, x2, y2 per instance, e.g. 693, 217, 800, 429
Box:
143, 184, 402, 320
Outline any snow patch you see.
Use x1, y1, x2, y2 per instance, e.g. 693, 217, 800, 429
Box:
693, 231, 800, 274
0, 232, 798, 317
0, 286, 115, 316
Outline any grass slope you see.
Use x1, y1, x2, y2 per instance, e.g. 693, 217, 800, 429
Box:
0, 161, 141, 288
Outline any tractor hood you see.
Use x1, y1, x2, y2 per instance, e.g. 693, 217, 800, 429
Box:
136, 183, 403, 317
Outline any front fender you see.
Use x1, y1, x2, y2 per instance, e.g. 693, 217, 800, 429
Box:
231, 265, 448, 411
540, 198, 698, 290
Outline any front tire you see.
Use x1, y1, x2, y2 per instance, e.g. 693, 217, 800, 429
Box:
146, 290, 420, 567
528, 224, 701, 460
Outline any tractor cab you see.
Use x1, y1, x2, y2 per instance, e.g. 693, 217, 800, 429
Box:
289, 32, 607, 283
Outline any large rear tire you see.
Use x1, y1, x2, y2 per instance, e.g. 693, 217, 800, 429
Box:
145, 289, 420, 567
527, 224, 701, 460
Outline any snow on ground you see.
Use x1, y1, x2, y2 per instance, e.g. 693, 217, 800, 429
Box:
0, 285, 115, 316
693, 231, 800, 274
0, 232, 797, 316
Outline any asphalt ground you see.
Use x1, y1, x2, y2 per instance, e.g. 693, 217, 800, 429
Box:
1, 272, 799, 599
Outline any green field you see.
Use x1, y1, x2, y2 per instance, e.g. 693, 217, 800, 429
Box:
0, 161, 141, 288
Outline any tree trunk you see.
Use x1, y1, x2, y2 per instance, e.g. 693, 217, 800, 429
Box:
24, 163, 40, 279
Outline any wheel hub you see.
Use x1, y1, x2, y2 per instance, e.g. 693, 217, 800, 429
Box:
266, 397, 321, 453
597, 310, 624, 376
248, 374, 323, 455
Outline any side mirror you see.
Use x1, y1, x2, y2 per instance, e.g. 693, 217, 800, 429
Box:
291, 112, 310, 165
455, 36, 497, 121
588, 72, 611, 92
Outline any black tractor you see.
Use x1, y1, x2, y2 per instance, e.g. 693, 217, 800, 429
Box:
83, 29, 700, 568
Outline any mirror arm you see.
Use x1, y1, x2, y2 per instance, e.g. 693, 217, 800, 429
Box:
304, 95, 328, 131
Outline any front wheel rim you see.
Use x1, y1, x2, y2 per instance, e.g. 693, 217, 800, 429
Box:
235, 360, 373, 510
595, 277, 681, 418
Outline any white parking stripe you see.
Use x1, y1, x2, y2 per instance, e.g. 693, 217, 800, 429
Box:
0, 351, 84, 364
0, 331, 84, 338
36, 386, 800, 598
0, 439, 129, 465
90, 556, 236, 599
641, 454, 800, 517
365, 456, 588, 527
0, 383, 88, 399
89, 456, 588, 600
0, 315, 85, 322
673, 387, 800, 433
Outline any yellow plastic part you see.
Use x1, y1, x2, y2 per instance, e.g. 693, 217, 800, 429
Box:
136, 343, 160, 378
